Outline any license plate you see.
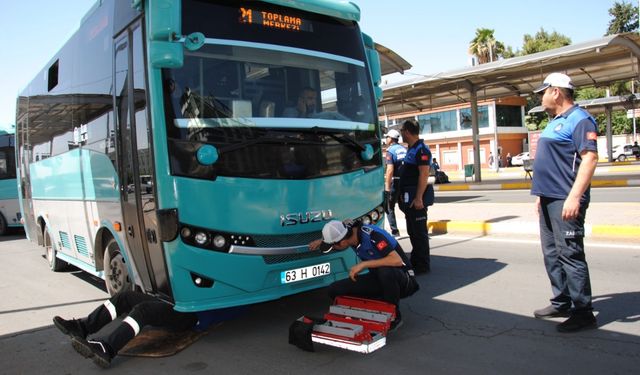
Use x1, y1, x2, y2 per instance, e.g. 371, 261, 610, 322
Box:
281, 263, 331, 284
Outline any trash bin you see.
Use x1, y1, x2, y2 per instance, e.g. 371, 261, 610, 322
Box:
464, 164, 474, 182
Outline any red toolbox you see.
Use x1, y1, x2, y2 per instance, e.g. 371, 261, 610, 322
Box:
306, 296, 397, 353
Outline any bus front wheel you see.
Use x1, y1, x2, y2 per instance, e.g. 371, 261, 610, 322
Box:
45, 228, 67, 272
103, 239, 132, 296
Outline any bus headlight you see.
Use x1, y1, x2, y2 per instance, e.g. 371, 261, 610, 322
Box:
213, 235, 226, 249
370, 210, 380, 222
361, 215, 372, 225
194, 232, 209, 246
181, 227, 192, 238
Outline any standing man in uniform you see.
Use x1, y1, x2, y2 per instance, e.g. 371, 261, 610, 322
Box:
309, 220, 419, 330
398, 119, 434, 274
384, 129, 406, 237
531, 72, 599, 332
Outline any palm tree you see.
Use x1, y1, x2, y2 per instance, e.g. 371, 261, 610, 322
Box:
469, 28, 505, 64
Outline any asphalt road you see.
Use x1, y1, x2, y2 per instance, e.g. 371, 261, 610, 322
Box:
1, 233, 639, 374
436, 186, 640, 204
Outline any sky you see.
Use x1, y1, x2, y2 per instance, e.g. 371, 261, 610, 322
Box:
0, 0, 625, 131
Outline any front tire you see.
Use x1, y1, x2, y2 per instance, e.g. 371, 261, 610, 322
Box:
618, 154, 627, 162
45, 228, 67, 271
103, 239, 132, 296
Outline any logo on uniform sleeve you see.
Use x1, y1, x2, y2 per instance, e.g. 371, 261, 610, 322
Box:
376, 240, 388, 251
586, 132, 597, 140
420, 155, 429, 161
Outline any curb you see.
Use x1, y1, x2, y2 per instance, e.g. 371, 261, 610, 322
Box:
434, 178, 640, 191
428, 220, 640, 240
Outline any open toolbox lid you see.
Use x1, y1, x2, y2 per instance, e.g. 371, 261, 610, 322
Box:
306, 296, 397, 353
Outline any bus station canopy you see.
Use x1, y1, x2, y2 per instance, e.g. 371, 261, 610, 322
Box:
378, 33, 640, 117
376, 42, 412, 75
528, 93, 640, 115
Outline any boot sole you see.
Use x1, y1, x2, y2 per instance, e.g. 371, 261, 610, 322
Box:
71, 337, 94, 358
70, 338, 111, 368
556, 321, 597, 333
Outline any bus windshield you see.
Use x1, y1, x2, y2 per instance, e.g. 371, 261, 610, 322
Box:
162, 0, 379, 180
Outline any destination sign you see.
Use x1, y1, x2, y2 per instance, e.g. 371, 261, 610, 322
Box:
239, 7, 311, 32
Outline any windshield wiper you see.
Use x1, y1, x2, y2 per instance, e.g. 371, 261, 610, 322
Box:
308, 126, 366, 152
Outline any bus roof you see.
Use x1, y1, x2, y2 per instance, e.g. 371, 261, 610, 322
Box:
261, 0, 361, 22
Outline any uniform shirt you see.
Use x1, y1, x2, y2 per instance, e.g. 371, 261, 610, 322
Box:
355, 224, 412, 271
398, 139, 435, 206
385, 143, 407, 178
399, 139, 432, 187
531, 105, 598, 202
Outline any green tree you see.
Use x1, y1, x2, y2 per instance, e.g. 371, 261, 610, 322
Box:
606, 1, 639, 35
521, 28, 571, 55
468, 28, 506, 64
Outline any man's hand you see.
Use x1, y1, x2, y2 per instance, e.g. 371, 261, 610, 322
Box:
562, 196, 581, 220
308, 239, 322, 251
349, 263, 366, 281
410, 197, 424, 210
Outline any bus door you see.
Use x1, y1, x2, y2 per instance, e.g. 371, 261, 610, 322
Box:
114, 22, 172, 299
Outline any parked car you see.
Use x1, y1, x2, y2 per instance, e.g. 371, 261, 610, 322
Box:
612, 144, 637, 162
511, 152, 530, 166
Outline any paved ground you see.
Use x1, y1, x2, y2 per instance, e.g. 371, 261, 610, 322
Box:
2, 234, 639, 374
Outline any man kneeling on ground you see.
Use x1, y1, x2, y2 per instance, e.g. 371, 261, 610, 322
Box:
309, 220, 420, 331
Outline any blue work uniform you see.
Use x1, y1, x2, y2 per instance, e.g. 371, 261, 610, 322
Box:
385, 143, 407, 234
328, 224, 418, 309
531, 105, 598, 314
398, 139, 434, 272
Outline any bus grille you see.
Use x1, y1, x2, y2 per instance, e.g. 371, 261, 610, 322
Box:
74, 235, 89, 257
252, 230, 325, 264
59, 232, 71, 249
252, 231, 322, 248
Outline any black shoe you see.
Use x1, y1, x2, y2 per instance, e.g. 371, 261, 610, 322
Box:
71, 337, 113, 368
53, 316, 86, 339
413, 265, 430, 275
533, 305, 571, 319
556, 313, 597, 333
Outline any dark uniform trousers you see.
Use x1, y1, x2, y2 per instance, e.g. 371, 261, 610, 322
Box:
83, 291, 197, 356
386, 179, 401, 234
405, 205, 430, 270
328, 266, 417, 309
539, 197, 593, 313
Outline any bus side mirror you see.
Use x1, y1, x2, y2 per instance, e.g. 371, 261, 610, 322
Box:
362, 33, 383, 103
147, 0, 184, 68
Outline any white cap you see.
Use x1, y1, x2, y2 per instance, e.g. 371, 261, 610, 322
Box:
319, 220, 349, 252
533, 72, 575, 93
384, 129, 401, 139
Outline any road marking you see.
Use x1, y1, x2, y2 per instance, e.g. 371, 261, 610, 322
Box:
431, 234, 640, 250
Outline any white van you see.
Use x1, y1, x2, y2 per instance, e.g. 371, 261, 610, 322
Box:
612, 144, 636, 161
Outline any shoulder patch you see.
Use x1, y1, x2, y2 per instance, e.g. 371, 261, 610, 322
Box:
586, 131, 597, 140
376, 240, 387, 251
361, 226, 373, 235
